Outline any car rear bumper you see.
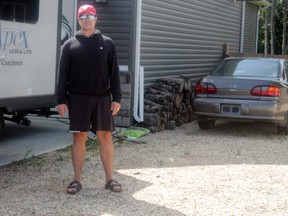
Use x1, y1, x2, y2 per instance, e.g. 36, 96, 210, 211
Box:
193, 98, 286, 124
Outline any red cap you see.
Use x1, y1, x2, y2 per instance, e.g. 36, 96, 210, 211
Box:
78, 4, 97, 17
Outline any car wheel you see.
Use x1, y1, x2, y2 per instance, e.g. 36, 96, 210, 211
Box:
277, 113, 288, 135
197, 119, 215, 130
0, 111, 5, 138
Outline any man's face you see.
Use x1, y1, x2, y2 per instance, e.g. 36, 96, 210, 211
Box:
78, 13, 97, 31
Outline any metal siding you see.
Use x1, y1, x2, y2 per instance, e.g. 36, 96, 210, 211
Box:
78, 0, 132, 65
244, 3, 258, 53
141, 0, 242, 87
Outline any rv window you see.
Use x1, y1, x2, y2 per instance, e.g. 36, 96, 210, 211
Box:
0, 0, 39, 23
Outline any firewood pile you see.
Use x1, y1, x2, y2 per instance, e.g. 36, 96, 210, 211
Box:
136, 77, 194, 132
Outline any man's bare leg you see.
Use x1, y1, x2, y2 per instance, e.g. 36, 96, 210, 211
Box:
97, 130, 122, 192
97, 131, 114, 181
67, 132, 87, 194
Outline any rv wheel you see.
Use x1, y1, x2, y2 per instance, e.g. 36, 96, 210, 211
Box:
0, 111, 4, 138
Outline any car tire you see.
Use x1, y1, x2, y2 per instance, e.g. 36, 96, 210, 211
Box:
197, 119, 215, 130
0, 111, 5, 138
277, 113, 288, 135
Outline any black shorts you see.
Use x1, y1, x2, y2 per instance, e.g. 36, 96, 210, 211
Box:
67, 93, 115, 132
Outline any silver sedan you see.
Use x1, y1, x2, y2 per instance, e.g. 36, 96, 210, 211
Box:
193, 57, 288, 134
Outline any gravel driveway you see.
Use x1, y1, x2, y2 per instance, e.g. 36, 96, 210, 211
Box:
1, 121, 288, 215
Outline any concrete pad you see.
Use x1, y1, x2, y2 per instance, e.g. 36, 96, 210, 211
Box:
0, 115, 72, 166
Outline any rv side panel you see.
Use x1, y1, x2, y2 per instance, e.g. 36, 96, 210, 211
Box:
0, 0, 62, 111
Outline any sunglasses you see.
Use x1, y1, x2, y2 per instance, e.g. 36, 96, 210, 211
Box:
79, 14, 96, 20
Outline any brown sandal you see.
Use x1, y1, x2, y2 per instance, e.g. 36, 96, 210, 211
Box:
105, 179, 122, 192
67, 181, 82, 194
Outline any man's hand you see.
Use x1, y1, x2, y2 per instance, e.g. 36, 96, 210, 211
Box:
111, 102, 121, 116
56, 104, 68, 117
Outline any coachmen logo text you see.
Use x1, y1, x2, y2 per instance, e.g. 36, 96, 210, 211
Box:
0, 24, 32, 66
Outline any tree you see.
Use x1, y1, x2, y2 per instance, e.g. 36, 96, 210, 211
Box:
270, 0, 275, 55
282, 0, 287, 54
258, 0, 288, 55
264, 8, 269, 54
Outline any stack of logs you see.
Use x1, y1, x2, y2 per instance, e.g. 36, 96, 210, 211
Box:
136, 77, 194, 133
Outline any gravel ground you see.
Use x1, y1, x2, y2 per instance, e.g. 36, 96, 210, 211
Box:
1, 121, 288, 216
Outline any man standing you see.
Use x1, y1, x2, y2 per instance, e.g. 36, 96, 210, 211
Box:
56, 4, 122, 194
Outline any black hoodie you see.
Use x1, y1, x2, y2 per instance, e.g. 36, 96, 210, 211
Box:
56, 30, 122, 104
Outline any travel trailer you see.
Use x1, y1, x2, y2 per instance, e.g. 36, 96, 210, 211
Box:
0, 0, 77, 136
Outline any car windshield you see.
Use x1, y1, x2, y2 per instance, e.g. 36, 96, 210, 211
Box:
211, 59, 280, 77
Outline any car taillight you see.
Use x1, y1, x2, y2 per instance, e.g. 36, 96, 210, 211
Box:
250, 86, 281, 97
194, 82, 217, 94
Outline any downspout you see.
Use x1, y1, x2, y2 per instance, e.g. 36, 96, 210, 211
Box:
133, 0, 144, 122
240, 1, 246, 53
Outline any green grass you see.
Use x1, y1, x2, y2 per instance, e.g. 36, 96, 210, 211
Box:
86, 138, 100, 158
3, 137, 106, 172
23, 146, 34, 160
12, 155, 46, 171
